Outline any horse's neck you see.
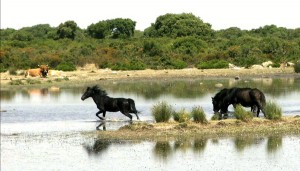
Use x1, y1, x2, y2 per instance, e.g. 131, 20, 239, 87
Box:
91, 94, 106, 105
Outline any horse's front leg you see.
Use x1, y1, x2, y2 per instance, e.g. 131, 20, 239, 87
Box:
96, 110, 105, 120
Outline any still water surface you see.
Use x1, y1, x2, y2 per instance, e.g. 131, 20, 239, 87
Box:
1, 77, 300, 170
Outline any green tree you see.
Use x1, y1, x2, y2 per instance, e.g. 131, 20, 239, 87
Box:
216, 27, 245, 39
87, 21, 109, 39
57, 20, 77, 40
107, 18, 136, 38
144, 13, 213, 38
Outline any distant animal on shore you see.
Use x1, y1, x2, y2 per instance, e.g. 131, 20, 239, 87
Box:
212, 87, 266, 119
48, 70, 64, 77
81, 85, 140, 120
25, 65, 49, 78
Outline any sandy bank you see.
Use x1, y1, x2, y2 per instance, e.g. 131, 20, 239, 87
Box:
1, 67, 298, 87
84, 116, 300, 141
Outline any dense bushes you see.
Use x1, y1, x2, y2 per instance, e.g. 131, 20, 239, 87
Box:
1, 13, 300, 72
294, 61, 300, 73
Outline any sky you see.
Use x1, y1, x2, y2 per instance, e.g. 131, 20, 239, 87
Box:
1, 0, 300, 31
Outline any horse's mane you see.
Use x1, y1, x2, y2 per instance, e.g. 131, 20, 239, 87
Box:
91, 85, 108, 96
213, 88, 229, 99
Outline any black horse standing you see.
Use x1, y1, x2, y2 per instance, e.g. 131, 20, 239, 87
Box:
81, 85, 140, 120
212, 87, 266, 119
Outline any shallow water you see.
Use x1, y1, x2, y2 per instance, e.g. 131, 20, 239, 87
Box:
2, 77, 300, 125
2, 133, 300, 171
1, 77, 300, 170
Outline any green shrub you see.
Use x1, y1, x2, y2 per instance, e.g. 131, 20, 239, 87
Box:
294, 61, 300, 73
152, 101, 173, 123
8, 67, 17, 75
191, 106, 208, 124
234, 105, 253, 122
0, 64, 7, 73
171, 59, 188, 69
56, 62, 76, 71
197, 59, 228, 69
173, 108, 191, 123
264, 101, 282, 120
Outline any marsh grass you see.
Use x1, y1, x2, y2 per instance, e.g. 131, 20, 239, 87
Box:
9, 79, 24, 85
264, 101, 282, 120
211, 114, 219, 120
54, 78, 63, 82
152, 101, 173, 122
173, 108, 191, 123
26, 79, 41, 84
191, 106, 208, 124
234, 105, 253, 122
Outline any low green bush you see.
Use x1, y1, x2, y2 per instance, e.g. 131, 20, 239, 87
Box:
197, 59, 228, 69
152, 101, 173, 123
56, 62, 76, 71
8, 67, 17, 75
173, 108, 191, 123
264, 101, 282, 120
294, 61, 300, 73
234, 105, 253, 122
191, 106, 208, 124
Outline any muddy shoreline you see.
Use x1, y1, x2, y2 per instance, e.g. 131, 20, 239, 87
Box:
84, 117, 300, 141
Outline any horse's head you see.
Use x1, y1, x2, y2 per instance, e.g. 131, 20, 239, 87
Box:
81, 87, 93, 101
212, 97, 221, 113
39, 65, 49, 77
81, 85, 107, 100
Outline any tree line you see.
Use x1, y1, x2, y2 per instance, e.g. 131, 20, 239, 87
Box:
1, 13, 300, 72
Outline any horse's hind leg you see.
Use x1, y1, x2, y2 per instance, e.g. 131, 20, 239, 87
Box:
133, 112, 140, 120
121, 111, 133, 120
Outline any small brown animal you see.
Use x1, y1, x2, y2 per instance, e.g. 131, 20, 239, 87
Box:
25, 65, 49, 78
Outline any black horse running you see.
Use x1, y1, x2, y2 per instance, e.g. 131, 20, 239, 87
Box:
212, 87, 266, 119
81, 85, 140, 120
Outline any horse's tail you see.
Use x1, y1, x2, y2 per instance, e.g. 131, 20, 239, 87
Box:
260, 91, 266, 107
128, 98, 138, 114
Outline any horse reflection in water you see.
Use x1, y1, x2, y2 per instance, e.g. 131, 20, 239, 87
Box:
96, 121, 106, 130
84, 139, 127, 156
81, 85, 140, 121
